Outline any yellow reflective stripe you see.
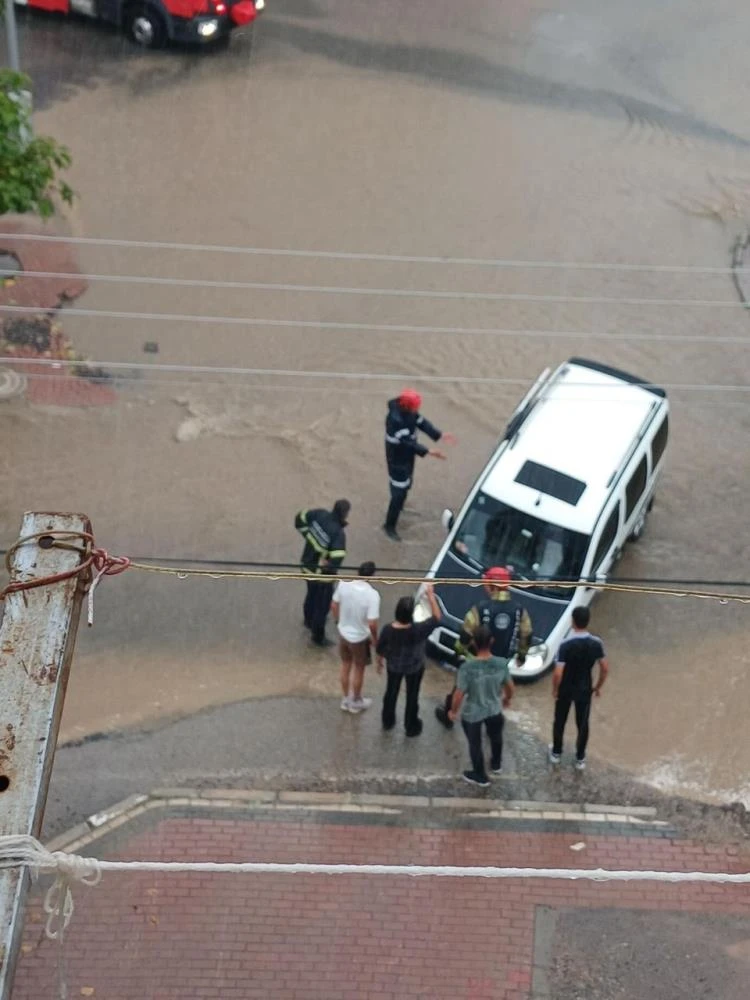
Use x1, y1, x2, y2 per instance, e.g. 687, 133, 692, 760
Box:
327, 549, 346, 559
305, 535, 327, 554
463, 607, 479, 632
519, 611, 532, 637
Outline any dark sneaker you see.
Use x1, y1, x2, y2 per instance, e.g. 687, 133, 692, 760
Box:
405, 718, 423, 737
382, 524, 402, 542
462, 770, 490, 788
310, 636, 335, 648
434, 706, 454, 730
490, 765, 503, 775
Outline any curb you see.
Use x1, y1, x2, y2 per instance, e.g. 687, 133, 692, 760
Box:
45, 788, 666, 854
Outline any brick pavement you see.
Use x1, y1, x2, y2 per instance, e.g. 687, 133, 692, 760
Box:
0, 223, 117, 407
13, 807, 750, 1000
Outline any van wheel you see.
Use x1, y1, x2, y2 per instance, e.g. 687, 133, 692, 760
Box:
124, 5, 166, 48
629, 512, 647, 542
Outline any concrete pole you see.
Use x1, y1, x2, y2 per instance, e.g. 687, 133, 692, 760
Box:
4, 0, 21, 73
0, 511, 90, 1000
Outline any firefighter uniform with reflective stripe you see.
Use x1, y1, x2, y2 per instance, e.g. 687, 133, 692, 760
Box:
384, 397, 442, 533
458, 592, 532, 661
295, 507, 347, 644
439, 592, 532, 723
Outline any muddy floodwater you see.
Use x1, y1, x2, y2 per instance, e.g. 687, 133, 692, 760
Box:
2, 0, 750, 804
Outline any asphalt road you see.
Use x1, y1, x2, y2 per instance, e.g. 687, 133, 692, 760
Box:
4, 0, 750, 810
41, 693, 749, 845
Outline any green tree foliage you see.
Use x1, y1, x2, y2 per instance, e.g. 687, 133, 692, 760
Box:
0, 70, 74, 219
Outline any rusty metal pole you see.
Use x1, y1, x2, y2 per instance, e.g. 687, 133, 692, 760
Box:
0, 511, 90, 1000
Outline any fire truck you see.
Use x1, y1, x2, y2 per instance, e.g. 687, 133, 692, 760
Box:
15, 0, 264, 48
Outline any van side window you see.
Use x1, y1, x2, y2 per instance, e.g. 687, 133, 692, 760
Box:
592, 504, 620, 573
651, 415, 669, 469
625, 456, 648, 521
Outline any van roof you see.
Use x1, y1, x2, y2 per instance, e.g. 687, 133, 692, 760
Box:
481, 360, 667, 534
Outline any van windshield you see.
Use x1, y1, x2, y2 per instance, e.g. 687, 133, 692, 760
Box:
451, 493, 589, 598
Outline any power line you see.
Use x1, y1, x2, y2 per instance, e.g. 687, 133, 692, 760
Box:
4, 549, 747, 589
1, 268, 747, 309
13, 370, 750, 406
82, 562, 750, 604
1, 302, 749, 346
0, 231, 746, 274
13, 368, 750, 406
5, 355, 750, 391
3, 353, 749, 392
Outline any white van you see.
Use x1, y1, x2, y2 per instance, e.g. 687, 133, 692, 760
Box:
414, 357, 669, 680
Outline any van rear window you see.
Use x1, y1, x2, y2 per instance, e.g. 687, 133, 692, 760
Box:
515, 460, 586, 506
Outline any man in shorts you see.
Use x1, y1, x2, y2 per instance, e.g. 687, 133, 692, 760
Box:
332, 562, 380, 713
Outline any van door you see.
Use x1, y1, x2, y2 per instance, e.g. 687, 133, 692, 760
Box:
585, 499, 622, 585
624, 453, 649, 531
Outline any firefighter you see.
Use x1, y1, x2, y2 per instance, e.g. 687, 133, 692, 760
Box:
383, 389, 456, 542
295, 499, 350, 647
435, 566, 532, 729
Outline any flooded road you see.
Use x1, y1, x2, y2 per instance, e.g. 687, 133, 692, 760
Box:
2, 0, 750, 804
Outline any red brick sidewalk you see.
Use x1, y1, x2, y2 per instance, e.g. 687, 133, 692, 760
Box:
13, 810, 750, 1000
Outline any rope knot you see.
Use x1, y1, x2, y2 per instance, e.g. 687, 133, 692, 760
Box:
86, 547, 131, 626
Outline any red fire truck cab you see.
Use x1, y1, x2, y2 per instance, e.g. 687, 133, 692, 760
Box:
15, 0, 264, 48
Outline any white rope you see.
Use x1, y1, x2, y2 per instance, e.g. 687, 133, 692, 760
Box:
0, 268, 747, 309
5, 355, 750, 393
2, 302, 750, 347
0, 836, 101, 941
2, 834, 746, 1000
0, 231, 746, 274
1, 835, 747, 885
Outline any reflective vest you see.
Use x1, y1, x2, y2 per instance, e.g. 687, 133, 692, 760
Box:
476, 598, 522, 658
295, 508, 347, 575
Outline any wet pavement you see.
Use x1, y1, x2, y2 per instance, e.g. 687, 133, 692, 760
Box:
14, 797, 750, 1000
40, 694, 750, 846
2, 0, 750, 809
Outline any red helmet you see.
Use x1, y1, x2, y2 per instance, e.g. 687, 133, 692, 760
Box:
483, 566, 511, 585
398, 388, 422, 412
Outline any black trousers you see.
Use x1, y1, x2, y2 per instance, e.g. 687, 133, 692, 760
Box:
382, 669, 424, 735
552, 693, 592, 760
461, 714, 504, 780
442, 685, 457, 716
303, 579, 334, 642
384, 473, 412, 530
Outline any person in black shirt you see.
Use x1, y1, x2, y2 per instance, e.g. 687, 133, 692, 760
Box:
376, 583, 440, 736
294, 499, 350, 647
550, 605, 609, 770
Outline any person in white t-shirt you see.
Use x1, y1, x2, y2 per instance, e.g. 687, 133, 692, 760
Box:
331, 562, 381, 714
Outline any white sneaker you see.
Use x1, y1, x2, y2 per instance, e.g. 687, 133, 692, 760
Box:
549, 746, 562, 765
340, 697, 352, 712
575, 757, 586, 771
348, 697, 372, 714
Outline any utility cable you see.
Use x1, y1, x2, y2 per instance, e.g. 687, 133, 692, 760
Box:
4, 549, 748, 590
1, 302, 749, 347
1, 267, 748, 309
0, 231, 747, 274
3, 354, 750, 392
